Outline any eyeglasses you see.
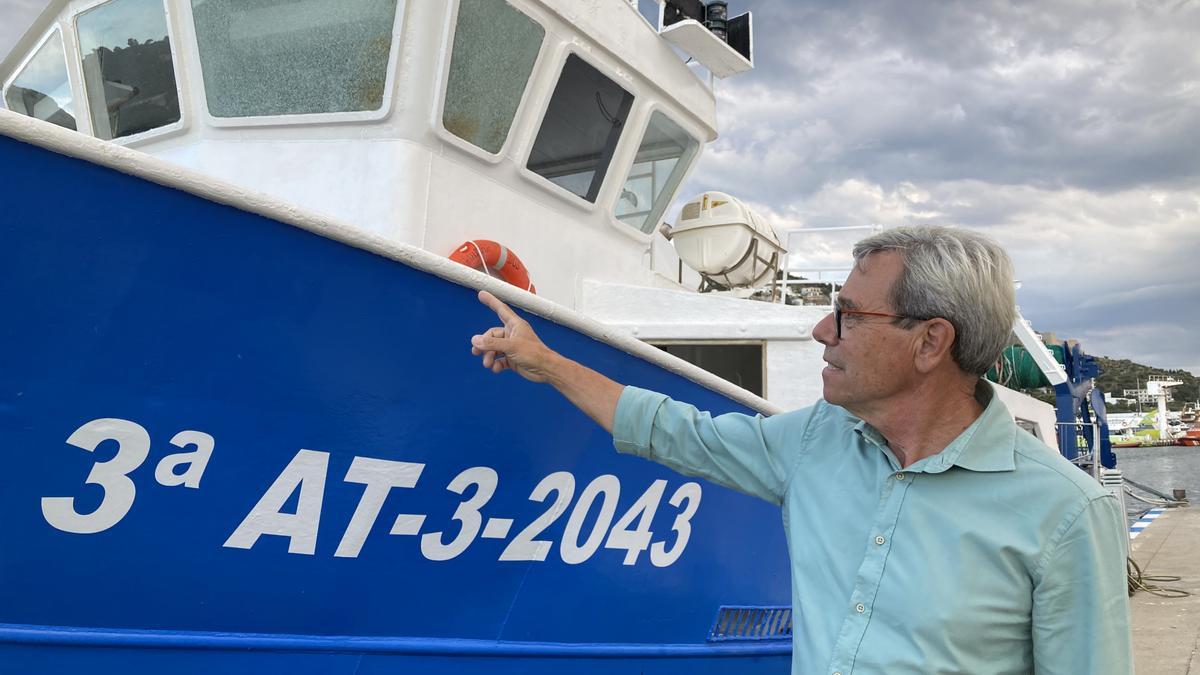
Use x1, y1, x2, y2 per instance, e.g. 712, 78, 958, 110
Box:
833, 306, 921, 340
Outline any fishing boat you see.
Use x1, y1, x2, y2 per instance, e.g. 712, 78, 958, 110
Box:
1177, 428, 1200, 447
0, 0, 1105, 672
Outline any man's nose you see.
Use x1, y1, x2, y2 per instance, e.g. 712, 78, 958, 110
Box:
813, 310, 837, 346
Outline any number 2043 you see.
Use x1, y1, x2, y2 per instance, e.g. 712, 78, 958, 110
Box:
41, 418, 703, 568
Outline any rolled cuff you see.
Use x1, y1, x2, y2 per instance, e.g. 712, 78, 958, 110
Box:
612, 385, 670, 458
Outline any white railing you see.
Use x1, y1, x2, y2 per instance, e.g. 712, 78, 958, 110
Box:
777, 225, 882, 306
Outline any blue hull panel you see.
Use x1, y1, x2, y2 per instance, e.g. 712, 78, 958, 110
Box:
4, 646, 785, 675
0, 133, 791, 671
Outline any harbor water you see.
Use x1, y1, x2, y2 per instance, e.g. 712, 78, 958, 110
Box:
1116, 445, 1200, 522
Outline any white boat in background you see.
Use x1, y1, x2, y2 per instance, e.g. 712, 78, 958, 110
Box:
0, 0, 1090, 672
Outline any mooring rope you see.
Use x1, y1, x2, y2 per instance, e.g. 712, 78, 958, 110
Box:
1127, 557, 1190, 598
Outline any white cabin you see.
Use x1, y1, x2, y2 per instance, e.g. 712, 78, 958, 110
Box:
0, 0, 741, 303
1, 0, 1059, 440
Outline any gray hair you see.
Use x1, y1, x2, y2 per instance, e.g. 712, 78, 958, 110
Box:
852, 226, 1016, 376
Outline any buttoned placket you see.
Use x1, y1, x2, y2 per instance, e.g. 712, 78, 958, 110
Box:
826, 467, 915, 674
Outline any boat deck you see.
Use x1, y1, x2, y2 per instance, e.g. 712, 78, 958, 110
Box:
1131, 506, 1200, 673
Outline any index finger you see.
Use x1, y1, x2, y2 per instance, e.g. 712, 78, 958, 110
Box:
478, 290, 519, 324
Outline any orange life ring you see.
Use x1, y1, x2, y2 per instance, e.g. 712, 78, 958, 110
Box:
448, 240, 536, 294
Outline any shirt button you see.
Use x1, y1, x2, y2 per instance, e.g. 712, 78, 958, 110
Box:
834, 672, 842, 675
855, 603, 866, 613
895, 472, 907, 481
875, 535, 886, 545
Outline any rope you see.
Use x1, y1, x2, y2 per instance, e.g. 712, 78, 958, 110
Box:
1126, 501, 1190, 598
469, 240, 489, 276
1123, 487, 1182, 507
1128, 557, 1190, 598
1124, 476, 1186, 503
466, 241, 533, 293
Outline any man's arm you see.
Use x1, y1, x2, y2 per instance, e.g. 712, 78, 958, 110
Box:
1031, 495, 1133, 674
470, 291, 623, 432
470, 291, 808, 504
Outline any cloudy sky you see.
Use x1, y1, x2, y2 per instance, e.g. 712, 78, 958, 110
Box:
2, 0, 1197, 376
685, 0, 1200, 377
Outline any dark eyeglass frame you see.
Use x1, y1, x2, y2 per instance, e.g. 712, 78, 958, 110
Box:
834, 306, 922, 340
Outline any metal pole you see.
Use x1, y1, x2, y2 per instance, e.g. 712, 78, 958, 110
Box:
779, 251, 788, 305
1100, 468, 1131, 559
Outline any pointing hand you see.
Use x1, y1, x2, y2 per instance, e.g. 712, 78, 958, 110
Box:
471, 291, 557, 383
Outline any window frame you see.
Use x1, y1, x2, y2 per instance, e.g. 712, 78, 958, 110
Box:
516, 47, 637, 214
71, 0, 188, 145
181, 0, 407, 128
649, 339, 768, 397
433, 0, 549, 164
2, 25, 81, 132
606, 102, 703, 237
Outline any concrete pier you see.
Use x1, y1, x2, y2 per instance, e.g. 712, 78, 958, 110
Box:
1130, 506, 1200, 674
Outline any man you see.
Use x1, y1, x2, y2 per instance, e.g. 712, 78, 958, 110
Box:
470, 226, 1132, 674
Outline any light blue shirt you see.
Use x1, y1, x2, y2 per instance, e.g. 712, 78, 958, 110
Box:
613, 382, 1132, 675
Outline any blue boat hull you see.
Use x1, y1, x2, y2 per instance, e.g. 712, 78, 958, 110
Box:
0, 132, 791, 672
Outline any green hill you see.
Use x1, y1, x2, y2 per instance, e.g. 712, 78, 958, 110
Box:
1004, 356, 1198, 412
1093, 357, 1198, 412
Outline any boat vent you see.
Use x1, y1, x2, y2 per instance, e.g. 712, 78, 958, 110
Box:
708, 605, 792, 642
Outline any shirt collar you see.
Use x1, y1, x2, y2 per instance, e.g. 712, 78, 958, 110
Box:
851, 380, 1017, 474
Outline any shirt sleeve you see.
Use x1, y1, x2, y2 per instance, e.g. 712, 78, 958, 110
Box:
611, 385, 816, 505
1031, 494, 1133, 674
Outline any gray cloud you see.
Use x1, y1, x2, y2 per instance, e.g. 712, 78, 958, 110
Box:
695, 0, 1200, 200
683, 0, 1200, 374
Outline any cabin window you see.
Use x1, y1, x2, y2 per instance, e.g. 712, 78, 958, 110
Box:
443, 0, 544, 154
3, 31, 77, 130
76, 0, 181, 140
190, 0, 399, 118
527, 54, 633, 202
615, 111, 700, 233
654, 343, 764, 397
633, 0, 662, 27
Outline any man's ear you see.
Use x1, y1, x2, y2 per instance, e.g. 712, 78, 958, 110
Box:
914, 318, 956, 374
